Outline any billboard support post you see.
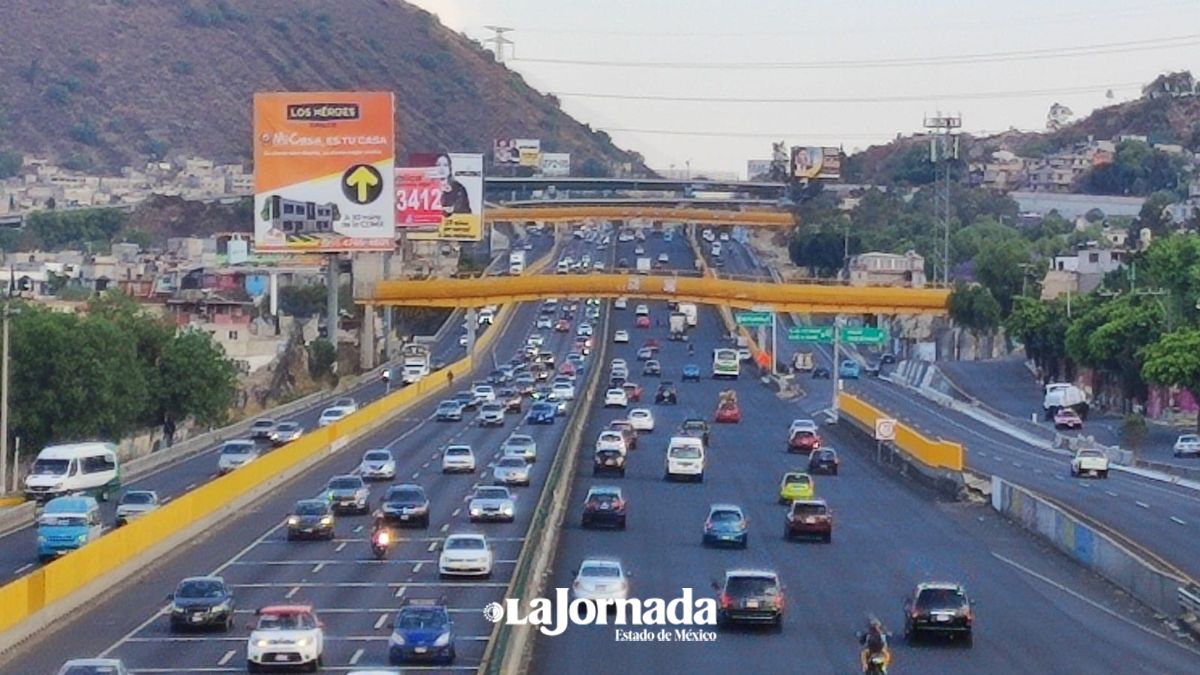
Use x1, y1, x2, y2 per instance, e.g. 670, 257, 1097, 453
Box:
466, 308, 478, 354
326, 254, 338, 347
361, 303, 376, 371
382, 250, 393, 361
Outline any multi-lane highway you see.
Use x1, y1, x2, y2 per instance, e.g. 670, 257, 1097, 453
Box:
532, 230, 1199, 673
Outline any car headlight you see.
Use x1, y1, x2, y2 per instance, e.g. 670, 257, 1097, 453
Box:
434, 632, 451, 647
287, 516, 300, 526
391, 632, 405, 645
77, 533, 89, 544
295, 638, 310, 647
52, 481, 64, 490
470, 507, 481, 516
320, 516, 333, 526
502, 505, 514, 514
214, 600, 230, 612
37, 535, 46, 544
256, 639, 270, 647
170, 603, 183, 613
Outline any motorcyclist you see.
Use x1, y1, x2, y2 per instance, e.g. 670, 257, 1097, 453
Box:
687, 343, 695, 356
859, 617, 891, 673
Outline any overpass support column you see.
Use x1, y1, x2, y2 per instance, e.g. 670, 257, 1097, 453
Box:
325, 254, 339, 346
360, 304, 377, 371
466, 308, 479, 355
382, 251, 394, 362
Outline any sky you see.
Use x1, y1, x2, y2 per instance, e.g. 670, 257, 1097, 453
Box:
409, 0, 1200, 177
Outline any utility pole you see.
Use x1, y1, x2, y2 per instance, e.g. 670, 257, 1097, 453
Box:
924, 113, 961, 286
0, 305, 15, 496
483, 26, 515, 62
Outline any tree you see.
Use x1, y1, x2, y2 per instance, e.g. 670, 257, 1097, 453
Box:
577, 158, 612, 178
278, 284, 327, 318
1136, 190, 1178, 236
1142, 70, 1196, 98
1066, 296, 1164, 400
308, 339, 338, 383
948, 283, 1001, 337
1120, 413, 1148, 456
0, 151, 21, 179
1084, 208, 1106, 224
973, 236, 1032, 315
1132, 234, 1200, 326
1140, 329, 1200, 431
159, 329, 238, 428
1007, 296, 1071, 379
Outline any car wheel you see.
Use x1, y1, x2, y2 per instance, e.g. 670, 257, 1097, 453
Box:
740, 537, 748, 549
446, 645, 457, 664
247, 661, 261, 673
696, 473, 705, 483
286, 532, 295, 542
421, 516, 431, 528
772, 616, 783, 632
963, 631, 973, 647
1101, 470, 1109, 479
831, 467, 839, 476
619, 517, 627, 530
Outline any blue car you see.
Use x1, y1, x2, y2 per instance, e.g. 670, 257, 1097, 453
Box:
703, 504, 748, 548
681, 363, 701, 382
839, 359, 860, 379
389, 597, 455, 664
526, 401, 556, 425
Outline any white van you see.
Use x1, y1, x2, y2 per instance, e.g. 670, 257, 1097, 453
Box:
24, 442, 121, 502
665, 436, 705, 482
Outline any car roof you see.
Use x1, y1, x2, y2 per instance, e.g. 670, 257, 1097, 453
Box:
36, 442, 118, 460
260, 604, 314, 615
916, 581, 965, 591
709, 503, 743, 513
180, 575, 224, 585
252, 418, 276, 425
783, 471, 811, 478
44, 496, 98, 512
446, 533, 486, 541
579, 557, 624, 569
388, 483, 424, 493
446, 445, 473, 451
725, 569, 778, 579
294, 499, 328, 508
587, 485, 622, 495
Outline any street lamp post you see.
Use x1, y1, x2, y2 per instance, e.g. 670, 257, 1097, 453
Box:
0, 305, 15, 496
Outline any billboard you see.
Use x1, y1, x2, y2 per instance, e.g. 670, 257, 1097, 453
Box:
790, 146, 842, 181
402, 153, 484, 242
494, 138, 541, 168
253, 92, 395, 252
746, 159, 772, 181
540, 152, 570, 177
395, 167, 444, 227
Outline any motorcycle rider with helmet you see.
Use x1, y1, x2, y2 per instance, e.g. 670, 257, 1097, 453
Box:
858, 616, 891, 673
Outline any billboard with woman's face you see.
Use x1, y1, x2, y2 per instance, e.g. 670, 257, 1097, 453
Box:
401, 152, 484, 241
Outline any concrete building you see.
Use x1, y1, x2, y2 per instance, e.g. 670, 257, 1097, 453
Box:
848, 251, 926, 288
1041, 244, 1129, 299
1009, 191, 1145, 220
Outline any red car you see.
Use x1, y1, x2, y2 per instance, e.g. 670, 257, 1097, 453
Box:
715, 401, 741, 424
788, 430, 821, 453
642, 338, 660, 351
1054, 408, 1083, 430
558, 361, 577, 377
636, 316, 651, 328
555, 319, 571, 332
622, 382, 643, 402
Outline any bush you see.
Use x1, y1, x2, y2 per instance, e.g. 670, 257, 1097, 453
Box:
76, 58, 101, 75
270, 17, 289, 34
171, 60, 194, 75
71, 119, 100, 146
307, 339, 337, 381
62, 153, 95, 172
1121, 413, 1148, 452
416, 54, 438, 71
45, 84, 70, 106
0, 151, 22, 179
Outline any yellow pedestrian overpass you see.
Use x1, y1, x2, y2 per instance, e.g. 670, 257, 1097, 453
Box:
363, 274, 949, 315
484, 205, 794, 227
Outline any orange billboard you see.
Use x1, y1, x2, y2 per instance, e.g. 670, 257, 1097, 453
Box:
253, 92, 396, 252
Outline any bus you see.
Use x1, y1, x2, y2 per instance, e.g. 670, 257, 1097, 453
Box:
261, 195, 340, 235
712, 348, 740, 379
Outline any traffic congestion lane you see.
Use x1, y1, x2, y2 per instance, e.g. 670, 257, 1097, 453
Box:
0, 264, 591, 673
534, 301, 1200, 675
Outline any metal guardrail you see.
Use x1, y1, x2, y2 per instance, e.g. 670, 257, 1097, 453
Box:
1180, 585, 1200, 616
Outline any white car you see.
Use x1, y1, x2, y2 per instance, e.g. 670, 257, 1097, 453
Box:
629, 408, 655, 433
502, 434, 538, 462
472, 384, 496, 402
1070, 449, 1109, 478
439, 534, 494, 578
317, 406, 353, 427
1173, 434, 1200, 458
665, 436, 706, 482
551, 380, 576, 401
577, 323, 593, 337
657, 253, 669, 264
493, 457, 532, 486
468, 485, 517, 521
719, 232, 730, 241
604, 388, 629, 408
115, 490, 160, 525
571, 558, 630, 605
610, 358, 628, 371
527, 333, 545, 347
536, 316, 552, 329
635, 245, 645, 255
615, 298, 629, 310
246, 605, 324, 671
611, 365, 629, 380
613, 330, 630, 343
331, 398, 358, 413
358, 449, 397, 480
441, 445, 477, 474
478, 309, 495, 325
57, 660, 130, 675
596, 430, 628, 454
702, 229, 715, 242
593, 261, 605, 271
635, 304, 650, 316
459, 333, 470, 347
217, 439, 259, 474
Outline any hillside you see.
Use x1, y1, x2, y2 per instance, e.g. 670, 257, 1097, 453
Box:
0, 0, 643, 174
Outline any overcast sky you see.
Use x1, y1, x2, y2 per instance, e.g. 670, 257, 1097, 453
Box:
409, 0, 1200, 177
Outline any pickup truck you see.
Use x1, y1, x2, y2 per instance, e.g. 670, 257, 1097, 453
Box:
1070, 449, 1109, 479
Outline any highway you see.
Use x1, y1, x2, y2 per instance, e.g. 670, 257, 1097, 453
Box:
710, 235, 1200, 582
533, 229, 1199, 673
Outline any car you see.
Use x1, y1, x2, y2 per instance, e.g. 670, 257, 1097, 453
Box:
494, 455, 532, 485
839, 359, 861, 379
615, 297, 629, 310
629, 408, 655, 432
452, 390, 481, 411
613, 330, 630, 343
486, 369, 510, 386
572, 558, 630, 605
904, 582, 975, 645
713, 569, 784, 630
665, 436, 705, 482
358, 449, 397, 480
784, 498, 832, 542
168, 575, 235, 632
115, 490, 160, 526
635, 304, 650, 316
642, 359, 661, 376
246, 605, 325, 672
458, 333, 469, 347
286, 499, 336, 540
608, 419, 639, 450
442, 445, 477, 473
703, 504, 748, 548
387, 597, 457, 665
514, 372, 536, 394
1174, 434, 1200, 458
594, 436, 628, 477
788, 429, 821, 454
498, 433, 535, 462
604, 388, 629, 407
526, 401, 557, 424
636, 316, 651, 329
1070, 448, 1109, 478
217, 439, 259, 474
657, 252, 669, 264
577, 322, 593, 337
472, 384, 496, 402
812, 366, 832, 379
436, 400, 465, 421
558, 361, 578, 379
596, 430, 628, 454
636, 346, 655, 361
653, 381, 678, 405
808, 448, 840, 475
635, 245, 646, 255
551, 380, 576, 401
476, 402, 506, 427
622, 382, 643, 402
439, 533, 494, 578
1054, 408, 1083, 430
572, 336, 592, 356
273, 421, 304, 445
380, 484, 430, 528
680, 418, 710, 444
56, 659, 130, 675
323, 474, 371, 514
642, 338, 660, 351
317, 405, 351, 427
536, 316, 553, 329
714, 398, 741, 423
555, 319, 571, 332
610, 357, 628, 371
468, 486, 517, 522
681, 363, 702, 382
498, 388, 523, 414
778, 472, 815, 504
581, 486, 627, 528
249, 418, 279, 442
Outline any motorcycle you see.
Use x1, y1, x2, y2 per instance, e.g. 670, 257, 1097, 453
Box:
370, 528, 392, 560
862, 650, 889, 675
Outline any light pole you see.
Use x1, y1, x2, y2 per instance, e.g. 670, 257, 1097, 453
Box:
0, 304, 16, 496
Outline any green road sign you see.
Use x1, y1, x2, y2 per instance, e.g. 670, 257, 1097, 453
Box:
787, 326, 833, 343
842, 327, 887, 344
735, 311, 772, 327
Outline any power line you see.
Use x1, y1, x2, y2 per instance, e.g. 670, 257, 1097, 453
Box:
551, 82, 1143, 105
605, 128, 896, 139
512, 33, 1200, 69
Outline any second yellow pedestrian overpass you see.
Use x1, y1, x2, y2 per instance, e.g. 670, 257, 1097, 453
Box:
363, 274, 949, 315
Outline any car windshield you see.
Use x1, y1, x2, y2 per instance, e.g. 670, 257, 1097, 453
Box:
387, 489, 423, 502
294, 502, 326, 516
277, 423, 300, 432
917, 588, 967, 611
328, 478, 361, 490
257, 613, 313, 630
334, 399, 355, 407
727, 577, 779, 596
589, 493, 620, 505
222, 443, 253, 455
670, 446, 701, 459
476, 488, 509, 499
446, 537, 485, 550
580, 564, 621, 578
710, 511, 742, 523
397, 607, 446, 630
483, 403, 503, 411
508, 435, 533, 446
440, 401, 460, 409
600, 433, 622, 442
533, 403, 553, 412
785, 475, 811, 485
365, 451, 391, 462
41, 515, 87, 527
322, 409, 345, 418
120, 492, 154, 505
817, 450, 836, 460
31, 458, 70, 476
793, 431, 815, 440
177, 579, 225, 599
792, 503, 827, 516
498, 458, 525, 467
446, 447, 471, 456
684, 421, 705, 429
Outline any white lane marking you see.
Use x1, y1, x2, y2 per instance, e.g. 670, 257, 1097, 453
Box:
395, 585, 407, 598
13, 563, 33, 575
312, 562, 325, 573
412, 472, 420, 479
349, 647, 365, 665
335, 542, 346, 552
217, 650, 235, 666
1106, 491, 1118, 498
1170, 516, 1187, 526
440, 523, 450, 533
185, 483, 197, 491
1136, 501, 1150, 509
1033, 469, 1043, 475
1013, 462, 1022, 468
451, 508, 461, 518
427, 541, 438, 552
412, 562, 424, 574
353, 525, 364, 533
992, 552, 1200, 656
422, 461, 430, 469
285, 586, 300, 599
374, 613, 389, 630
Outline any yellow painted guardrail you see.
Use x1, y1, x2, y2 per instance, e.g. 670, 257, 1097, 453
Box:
486, 206, 794, 226
837, 392, 965, 471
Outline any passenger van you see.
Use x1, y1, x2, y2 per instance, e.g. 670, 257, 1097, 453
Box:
665, 436, 706, 482
24, 442, 121, 502
37, 495, 103, 561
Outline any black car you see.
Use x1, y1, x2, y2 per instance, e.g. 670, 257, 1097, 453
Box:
593, 448, 627, 477
904, 582, 974, 645
808, 448, 840, 475
487, 369, 510, 385
380, 484, 431, 528
451, 391, 480, 411
713, 570, 784, 630
680, 418, 710, 444
880, 353, 897, 364
581, 487, 627, 528
643, 360, 662, 377
286, 499, 335, 541
168, 576, 234, 631
654, 382, 678, 405
812, 366, 831, 379
609, 375, 627, 390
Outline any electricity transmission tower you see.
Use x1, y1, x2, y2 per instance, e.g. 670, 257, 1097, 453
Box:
924, 113, 961, 286
483, 26, 514, 62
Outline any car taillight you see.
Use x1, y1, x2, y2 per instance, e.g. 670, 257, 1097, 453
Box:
739, 519, 747, 529
611, 500, 623, 510
584, 503, 596, 512
719, 593, 732, 609
704, 518, 713, 529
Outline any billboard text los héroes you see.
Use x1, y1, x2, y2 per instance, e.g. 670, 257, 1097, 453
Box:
253, 92, 396, 252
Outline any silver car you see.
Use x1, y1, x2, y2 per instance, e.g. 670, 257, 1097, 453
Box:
273, 421, 304, 446
217, 439, 259, 474
477, 402, 506, 427
324, 475, 370, 514
249, 418, 278, 442
468, 486, 516, 522
357, 449, 396, 481
493, 456, 531, 486
501, 434, 537, 462
115, 490, 160, 526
